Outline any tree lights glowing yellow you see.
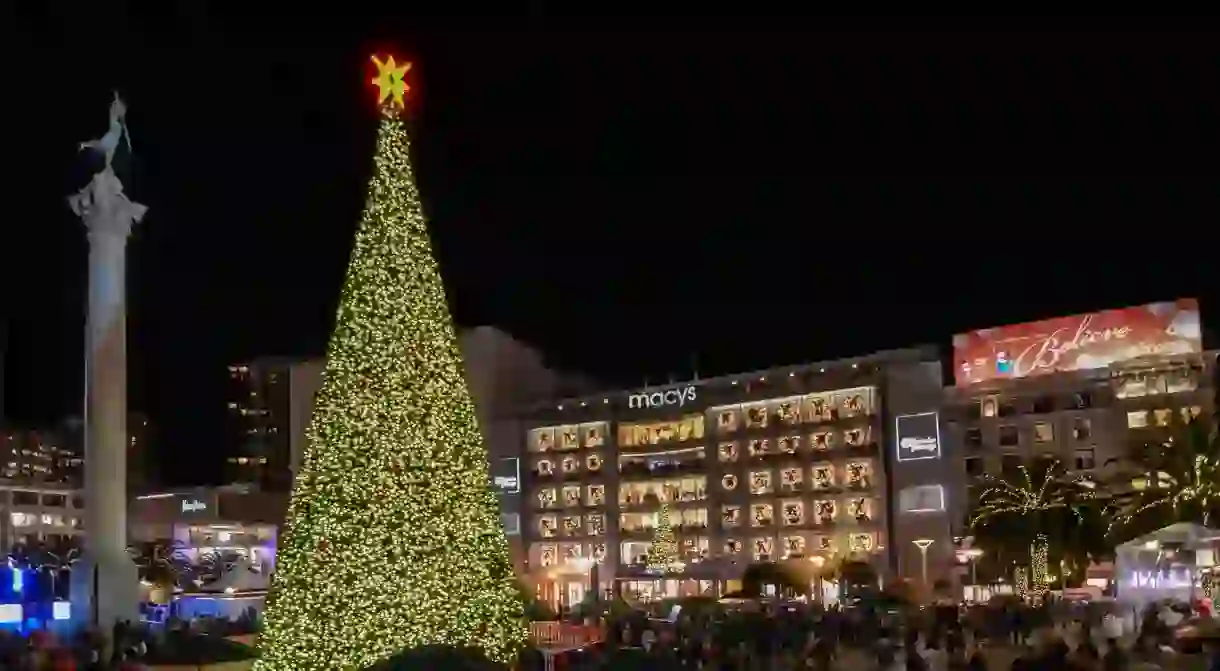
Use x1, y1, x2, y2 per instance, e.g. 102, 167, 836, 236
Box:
255, 62, 525, 669
646, 503, 680, 573
370, 55, 411, 109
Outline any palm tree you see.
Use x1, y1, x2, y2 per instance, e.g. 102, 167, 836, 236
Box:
1107, 418, 1220, 543
969, 459, 1092, 583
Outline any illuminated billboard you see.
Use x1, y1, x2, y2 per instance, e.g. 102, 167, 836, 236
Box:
953, 299, 1202, 387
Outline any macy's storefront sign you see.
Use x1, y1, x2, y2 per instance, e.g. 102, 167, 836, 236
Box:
628, 385, 698, 410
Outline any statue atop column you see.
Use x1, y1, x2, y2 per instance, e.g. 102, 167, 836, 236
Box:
69, 90, 143, 634
70, 92, 147, 236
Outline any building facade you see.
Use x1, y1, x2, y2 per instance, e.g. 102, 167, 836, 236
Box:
0, 427, 83, 486
0, 483, 84, 552
224, 359, 311, 490
521, 347, 952, 608
940, 299, 1213, 588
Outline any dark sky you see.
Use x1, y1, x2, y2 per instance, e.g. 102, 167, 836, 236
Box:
4, 14, 1220, 485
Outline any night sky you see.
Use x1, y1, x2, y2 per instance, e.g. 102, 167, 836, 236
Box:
4, 14, 1220, 485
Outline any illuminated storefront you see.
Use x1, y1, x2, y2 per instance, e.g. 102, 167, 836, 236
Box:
520, 348, 947, 609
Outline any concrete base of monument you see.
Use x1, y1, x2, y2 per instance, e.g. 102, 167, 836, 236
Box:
70, 549, 140, 634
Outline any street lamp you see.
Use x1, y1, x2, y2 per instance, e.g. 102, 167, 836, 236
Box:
962, 548, 984, 602
913, 539, 935, 586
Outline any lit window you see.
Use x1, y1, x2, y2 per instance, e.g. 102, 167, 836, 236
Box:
1127, 411, 1149, 429
1034, 423, 1054, 443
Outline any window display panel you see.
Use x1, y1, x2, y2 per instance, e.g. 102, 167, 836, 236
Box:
811, 464, 835, 490
845, 461, 874, 490
715, 407, 740, 433
837, 387, 875, 418
581, 422, 607, 447
618, 415, 705, 447
537, 515, 557, 538
586, 514, 605, 536
777, 435, 800, 454
781, 499, 805, 526
530, 427, 556, 452
752, 537, 774, 561
679, 508, 709, 530
750, 470, 773, 495
621, 541, 651, 565
722, 505, 742, 528
618, 477, 707, 505
585, 484, 605, 506
751, 503, 774, 527
848, 532, 875, 553
533, 543, 558, 567
561, 515, 582, 537
846, 497, 875, 523
557, 425, 580, 450
561, 485, 581, 507
775, 398, 802, 426
810, 431, 835, 452
536, 487, 558, 509
718, 442, 739, 463
782, 534, 806, 558
533, 457, 555, 478
844, 426, 870, 447
681, 536, 710, 561
743, 403, 769, 429
780, 467, 803, 492
620, 511, 655, 533
813, 500, 837, 525
804, 394, 834, 423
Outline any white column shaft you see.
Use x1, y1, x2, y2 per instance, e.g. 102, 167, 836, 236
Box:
84, 229, 129, 557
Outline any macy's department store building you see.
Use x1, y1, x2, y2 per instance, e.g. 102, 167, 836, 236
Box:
518, 347, 957, 608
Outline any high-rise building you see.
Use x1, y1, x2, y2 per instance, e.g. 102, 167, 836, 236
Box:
0, 427, 83, 485
52, 414, 154, 492
224, 359, 302, 491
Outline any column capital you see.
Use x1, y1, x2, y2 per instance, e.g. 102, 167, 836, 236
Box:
69, 168, 147, 241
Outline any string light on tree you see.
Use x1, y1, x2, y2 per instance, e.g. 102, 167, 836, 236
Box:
646, 504, 682, 573
255, 54, 525, 669
1030, 533, 1049, 595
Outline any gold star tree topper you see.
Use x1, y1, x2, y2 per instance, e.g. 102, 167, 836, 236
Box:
371, 55, 411, 109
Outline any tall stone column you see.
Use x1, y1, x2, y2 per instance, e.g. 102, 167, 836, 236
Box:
68, 165, 146, 632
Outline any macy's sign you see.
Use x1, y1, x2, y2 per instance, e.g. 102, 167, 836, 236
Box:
628, 386, 697, 409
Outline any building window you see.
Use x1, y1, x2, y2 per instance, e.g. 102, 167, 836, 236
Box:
1071, 392, 1093, 409
965, 428, 983, 449
998, 425, 1019, 447
1073, 418, 1091, 442
997, 399, 1018, 418
1074, 449, 1096, 472
1001, 454, 1022, 476
1127, 411, 1149, 429
12, 491, 38, 506
1031, 396, 1055, 414
982, 397, 997, 418
964, 457, 984, 476
1153, 409, 1173, 427
501, 513, 520, 535
1033, 423, 1054, 443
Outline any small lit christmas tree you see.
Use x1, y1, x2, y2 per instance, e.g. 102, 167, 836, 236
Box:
646, 504, 681, 573
255, 55, 525, 670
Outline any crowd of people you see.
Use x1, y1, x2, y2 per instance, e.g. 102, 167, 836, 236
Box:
530, 598, 1220, 671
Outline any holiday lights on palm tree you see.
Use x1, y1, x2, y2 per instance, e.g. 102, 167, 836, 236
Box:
1108, 418, 1220, 541
970, 459, 1090, 594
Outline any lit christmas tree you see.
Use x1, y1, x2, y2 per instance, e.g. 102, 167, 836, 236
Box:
646, 504, 681, 573
255, 55, 526, 670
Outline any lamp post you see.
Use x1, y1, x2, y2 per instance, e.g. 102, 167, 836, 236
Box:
963, 548, 984, 603
913, 539, 935, 587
